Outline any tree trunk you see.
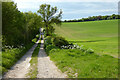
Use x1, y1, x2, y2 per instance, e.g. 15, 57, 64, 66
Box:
46, 24, 49, 36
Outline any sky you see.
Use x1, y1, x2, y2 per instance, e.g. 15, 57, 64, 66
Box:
12, 0, 120, 20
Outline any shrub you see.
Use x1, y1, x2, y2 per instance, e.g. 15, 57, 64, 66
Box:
45, 45, 58, 55
2, 58, 14, 69
2, 53, 15, 60
51, 33, 57, 37
1, 66, 7, 74
44, 36, 53, 49
45, 36, 53, 44
53, 36, 69, 48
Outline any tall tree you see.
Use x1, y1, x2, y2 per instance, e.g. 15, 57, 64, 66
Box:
37, 4, 62, 36
2, 2, 42, 46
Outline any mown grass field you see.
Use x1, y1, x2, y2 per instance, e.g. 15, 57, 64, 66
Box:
55, 20, 118, 57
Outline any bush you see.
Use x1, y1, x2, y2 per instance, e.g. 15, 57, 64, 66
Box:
1, 66, 7, 74
44, 36, 53, 49
45, 36, 53, 44
45, 45, 58, 55
53, 36, 69, 48
51, 33, 57, 37
2, 58, 14, 69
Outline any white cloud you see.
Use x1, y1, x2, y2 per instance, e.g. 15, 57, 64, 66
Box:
12, 0, 119, 10
64, 9, 117, 14
12, 0, 118, 19
12, 0, 119, 11
13, 0, 120, 3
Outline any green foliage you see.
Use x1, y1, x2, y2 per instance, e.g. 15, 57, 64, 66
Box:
2, 43, 34, 74
45, 45, 58, 55
2, 2, 42, 47
53, 36, 69, 48
22, 12, 42, 44
45, 36, 53, 44
37, 4, 62, 36
44, 36, 53, 49
2, 2, 24, 46
2, 1, 42, 76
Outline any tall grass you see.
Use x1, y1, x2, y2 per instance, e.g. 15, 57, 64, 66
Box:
1, 43, 34, 74
49, 49, 118, 78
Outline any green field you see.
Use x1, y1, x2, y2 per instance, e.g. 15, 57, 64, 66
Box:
49, 49, 118, 78
55, 20, 118, 58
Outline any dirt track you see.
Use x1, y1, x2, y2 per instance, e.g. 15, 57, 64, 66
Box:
37, 35, 67, 78
3, 29, 67, 78
3, 43, 38, 78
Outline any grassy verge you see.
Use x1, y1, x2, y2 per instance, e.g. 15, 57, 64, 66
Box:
48, 49, 118, 78
26, 41, 41, 78
1, 43, 34, 74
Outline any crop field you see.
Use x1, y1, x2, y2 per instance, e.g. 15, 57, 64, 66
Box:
55, 20, 118, 58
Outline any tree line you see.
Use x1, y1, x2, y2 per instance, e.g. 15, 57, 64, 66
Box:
64, 14, 120, 22
2, 2, 43, 47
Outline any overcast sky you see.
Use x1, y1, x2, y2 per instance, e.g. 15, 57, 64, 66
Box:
12, 0, 119, 20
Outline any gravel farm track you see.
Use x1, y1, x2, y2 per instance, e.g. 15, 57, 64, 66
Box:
3, 28, 67, 78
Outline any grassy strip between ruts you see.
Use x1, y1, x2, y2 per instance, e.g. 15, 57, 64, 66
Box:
26, 40, 41, 78
1, 43, 34, 75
